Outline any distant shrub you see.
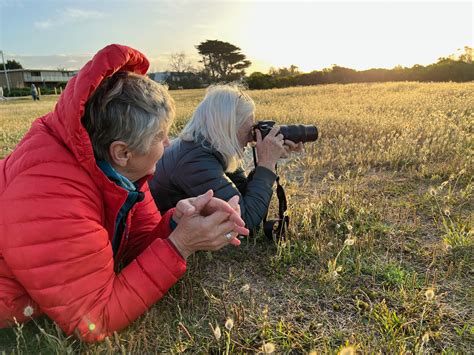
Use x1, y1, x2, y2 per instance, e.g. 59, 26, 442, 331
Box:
4, 86, 65, 97
4, 88, 30, 97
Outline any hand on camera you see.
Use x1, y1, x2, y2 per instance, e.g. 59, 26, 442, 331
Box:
283, 140, 304, 157
255, 126, 286, 172
169, 191, 249, 260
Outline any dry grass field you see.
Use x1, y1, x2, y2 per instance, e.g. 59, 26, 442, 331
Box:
0, 82, 473, 353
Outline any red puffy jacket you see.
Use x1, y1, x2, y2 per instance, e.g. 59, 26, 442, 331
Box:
0, 44, 186, 342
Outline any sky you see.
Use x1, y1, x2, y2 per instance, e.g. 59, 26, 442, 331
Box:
0, 0, 472, 73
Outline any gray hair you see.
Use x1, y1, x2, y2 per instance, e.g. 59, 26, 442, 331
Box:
82, 71, 175, 162
180, 84, 255, 172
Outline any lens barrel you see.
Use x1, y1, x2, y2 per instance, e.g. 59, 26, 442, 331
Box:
279, 124, 318, 143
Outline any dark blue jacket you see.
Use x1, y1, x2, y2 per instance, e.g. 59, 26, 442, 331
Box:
150, 138, 276, 230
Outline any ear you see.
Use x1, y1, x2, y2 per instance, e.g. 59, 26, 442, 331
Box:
109, 141, 131, 168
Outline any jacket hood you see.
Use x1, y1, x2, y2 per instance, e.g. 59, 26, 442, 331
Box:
44, 44, 149, 172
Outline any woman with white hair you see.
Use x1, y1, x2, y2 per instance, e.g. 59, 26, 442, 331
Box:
150, 84, 302, 231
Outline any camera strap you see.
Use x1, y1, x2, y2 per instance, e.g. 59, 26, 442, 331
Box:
252, 147, 289, 240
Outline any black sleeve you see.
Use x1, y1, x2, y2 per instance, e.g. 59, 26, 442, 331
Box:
174, 155, 277, 230
225, 167, 248, 195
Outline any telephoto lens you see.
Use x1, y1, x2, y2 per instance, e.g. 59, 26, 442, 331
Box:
254, 120, 318, 143
279, 124, 318, 143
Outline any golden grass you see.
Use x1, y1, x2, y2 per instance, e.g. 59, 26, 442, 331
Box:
0, 82, 473, 353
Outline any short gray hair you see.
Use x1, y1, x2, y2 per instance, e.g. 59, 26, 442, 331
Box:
180, 84, 255, 172
82, 71, 175, 162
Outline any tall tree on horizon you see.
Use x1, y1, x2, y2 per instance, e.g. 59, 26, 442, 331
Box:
169, 52, 195, 73
196, 40, 251, 81
5, 59, 23, 70
269, 65, 301, 77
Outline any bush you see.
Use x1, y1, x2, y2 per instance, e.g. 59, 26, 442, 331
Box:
4, 88, 30, 97
4, 86, 65, 97
245, 72, 275, 89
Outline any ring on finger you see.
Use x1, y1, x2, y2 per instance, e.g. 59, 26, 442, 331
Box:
224, 232, 233, 241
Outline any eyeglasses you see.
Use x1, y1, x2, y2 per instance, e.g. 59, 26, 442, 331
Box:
238, 90, 251, 102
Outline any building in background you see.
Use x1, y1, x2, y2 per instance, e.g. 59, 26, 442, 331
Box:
148, 71, 205, 89
0, 69, 77, 89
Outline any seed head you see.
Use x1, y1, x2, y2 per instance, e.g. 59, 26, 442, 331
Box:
422, 332, 430, 343
344, 238, 355, 246
262, 342, 275, 354
240, 284, 250, 292
211, 323, 221, 340
339, 345, 356, 355
425, 288, 435, 301
23, 306, 34, 317
225, 318, 234, 331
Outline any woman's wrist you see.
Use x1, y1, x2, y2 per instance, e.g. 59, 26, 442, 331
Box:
171, 212, 181, 224
257, 160, 276, 172
168, 233, 192, 260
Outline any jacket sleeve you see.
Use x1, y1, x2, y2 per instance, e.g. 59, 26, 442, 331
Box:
225, 167, 248, 195
0, 169, 186, 342
174, 154, 277, 230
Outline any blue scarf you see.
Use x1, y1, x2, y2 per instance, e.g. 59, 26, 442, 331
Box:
97, 161, 144, 256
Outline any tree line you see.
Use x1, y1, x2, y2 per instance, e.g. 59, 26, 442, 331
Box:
4, 42, 473, 91
246, 48, 474, 89
167, 43, 474, 89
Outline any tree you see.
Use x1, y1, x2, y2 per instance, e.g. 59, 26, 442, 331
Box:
458, 46, 473, 63
169, 52, 194, 73
5, 59, 23, 69
245, 72, 274, 89
327, 65, 357, 83
268, 65, 301, 77
196, 40, 251, 81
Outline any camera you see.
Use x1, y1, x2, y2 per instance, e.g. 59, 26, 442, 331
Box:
249, 120, 318, 241
253, 120, 318, 143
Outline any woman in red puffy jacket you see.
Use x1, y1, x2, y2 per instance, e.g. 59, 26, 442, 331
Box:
0, 44, 248, 342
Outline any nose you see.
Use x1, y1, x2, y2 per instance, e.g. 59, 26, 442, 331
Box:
163, 135, 171, 148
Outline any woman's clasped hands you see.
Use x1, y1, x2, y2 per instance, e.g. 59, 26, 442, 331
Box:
168, 190, 248, 259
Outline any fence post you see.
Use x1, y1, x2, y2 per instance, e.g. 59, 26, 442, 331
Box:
54, 87, 57, 95
38, 87, 41, 96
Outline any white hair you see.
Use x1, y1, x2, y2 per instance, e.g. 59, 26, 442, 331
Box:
180, 84, 255, 172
